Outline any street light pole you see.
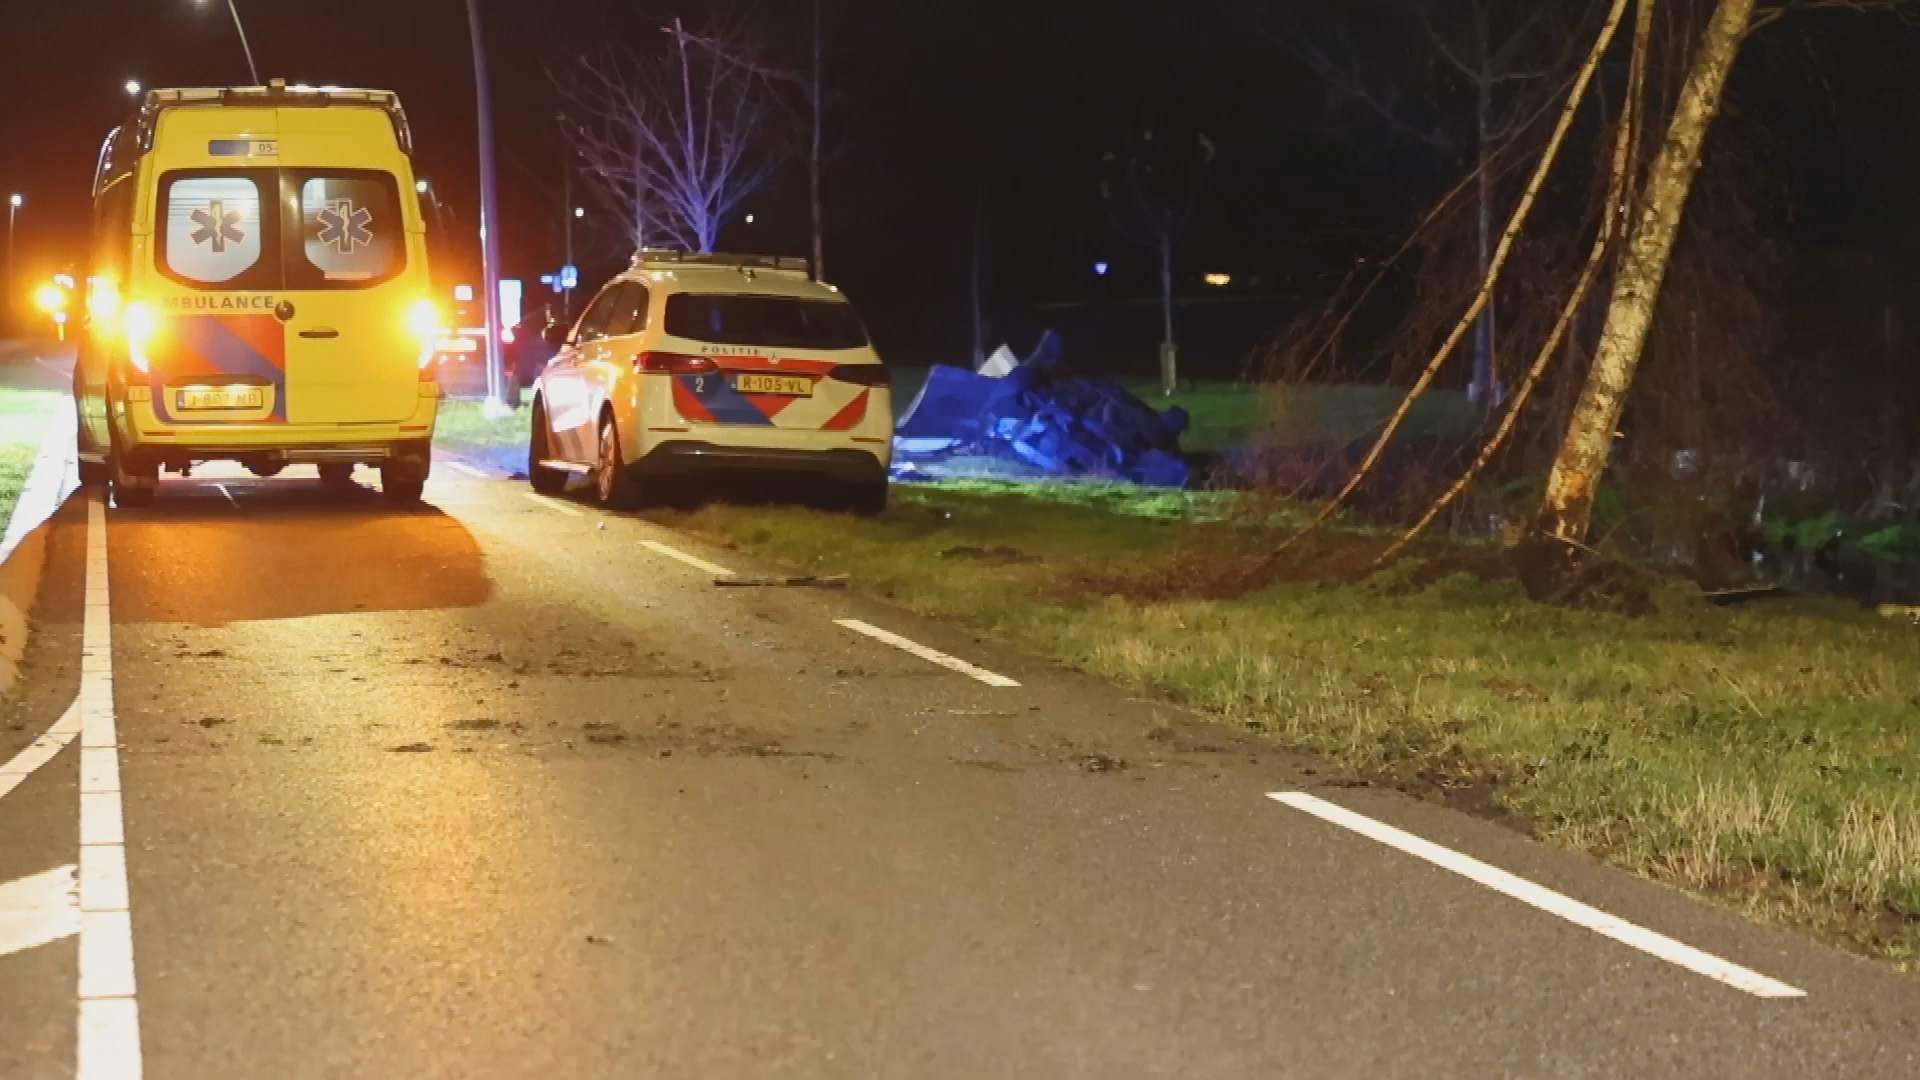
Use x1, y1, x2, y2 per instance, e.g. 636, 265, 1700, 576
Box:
197, 0, 261, 84
466, 0, 509, 412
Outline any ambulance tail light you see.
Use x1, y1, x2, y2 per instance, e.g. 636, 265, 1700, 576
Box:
407, 298, 446, 368
634, 352, 717, 375
122, 301, 159, 374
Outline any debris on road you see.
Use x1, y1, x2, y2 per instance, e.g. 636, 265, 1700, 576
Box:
713, 573, 850, 589
388, 742, 435, 754
892, 332, 1190, 488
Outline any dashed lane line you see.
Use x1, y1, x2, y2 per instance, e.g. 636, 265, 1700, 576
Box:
523, 492, 585, 518
833, 619, 1021, 688
1267, 792, 1805, 1000
640, 539, 734, 578
77, 492, 143, 1079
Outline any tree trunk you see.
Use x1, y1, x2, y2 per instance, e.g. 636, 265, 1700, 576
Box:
1537, 0, 1756, 543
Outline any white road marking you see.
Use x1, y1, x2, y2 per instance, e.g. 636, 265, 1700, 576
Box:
447, 460, 490, 479
523, 493, 584, 518
0, 702, 83, 802
213, 483, 239, 508
833, 619, 1021, 688
640, 539, 734, 578
77, 493, 144, 1078
0, 865, 80, 958
1267, 792, 1806, 1000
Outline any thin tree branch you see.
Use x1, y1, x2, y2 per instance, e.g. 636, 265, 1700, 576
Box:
1258, 0, 1634, 565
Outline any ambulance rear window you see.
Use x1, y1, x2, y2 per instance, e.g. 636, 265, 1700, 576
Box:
288, 171, 404, 289
160, 174, 271, 288
155, 168, 407, 292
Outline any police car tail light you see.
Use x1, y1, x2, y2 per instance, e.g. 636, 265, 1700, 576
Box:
831, 364, 890, 388
634, 352, 717, 375
122, 302, 159, 374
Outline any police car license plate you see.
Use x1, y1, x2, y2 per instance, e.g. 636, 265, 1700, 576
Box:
734, 373, 813, 397
176, 388, 264, 411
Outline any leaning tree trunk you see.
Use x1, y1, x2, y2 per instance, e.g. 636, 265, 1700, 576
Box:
1536, 0, 1756, 543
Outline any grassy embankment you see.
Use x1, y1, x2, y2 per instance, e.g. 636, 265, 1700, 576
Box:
0, 389, 57, 539
437, 384, 1920, 964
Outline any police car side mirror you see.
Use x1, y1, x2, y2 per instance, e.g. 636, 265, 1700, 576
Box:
542, 321, 571, 348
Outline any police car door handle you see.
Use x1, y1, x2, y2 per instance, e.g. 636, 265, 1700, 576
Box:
298, 327, 340, 339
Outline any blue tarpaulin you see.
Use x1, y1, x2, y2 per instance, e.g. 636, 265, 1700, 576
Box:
892, 339, 1190, 488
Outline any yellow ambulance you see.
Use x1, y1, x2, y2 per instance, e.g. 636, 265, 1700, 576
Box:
76, 82, 443, 507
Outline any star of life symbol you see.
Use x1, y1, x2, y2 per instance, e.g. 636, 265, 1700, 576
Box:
189, 201, 246, 254
317, 199, 374, 256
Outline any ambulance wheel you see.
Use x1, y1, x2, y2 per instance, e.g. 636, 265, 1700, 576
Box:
381, 460, 428, 505
318, 463, 356, 490
107, 433, 156, 509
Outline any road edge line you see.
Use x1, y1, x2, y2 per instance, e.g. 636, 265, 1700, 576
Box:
76, 492, 143, 1079
1267, 792, 1805, 1000
834, 618, 1021, 688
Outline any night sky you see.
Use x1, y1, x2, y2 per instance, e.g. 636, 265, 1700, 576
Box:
3, 1, 1918, 374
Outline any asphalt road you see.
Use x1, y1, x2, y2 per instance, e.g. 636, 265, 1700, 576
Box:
1, 382, 1917, 1075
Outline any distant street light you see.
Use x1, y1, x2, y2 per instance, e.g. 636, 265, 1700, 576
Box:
5, 195, 21, 331
573, 207, 585, 219
125, 79, 143, 97
415, 179, 429, 194
194, 0, 261, 85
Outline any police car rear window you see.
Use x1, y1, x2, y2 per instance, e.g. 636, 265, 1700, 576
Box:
156, 169, 406, 291
664, 295, 868, 350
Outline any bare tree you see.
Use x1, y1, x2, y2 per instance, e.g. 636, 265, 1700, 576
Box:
558, 17, 786, 254
1101, 129, 1217, 397
1538, 0, 1917, 543
1537, 0, 1756, 543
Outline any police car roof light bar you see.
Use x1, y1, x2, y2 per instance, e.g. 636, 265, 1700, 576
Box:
632, 249, 811, 276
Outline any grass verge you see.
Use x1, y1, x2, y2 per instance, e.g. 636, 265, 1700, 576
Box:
662, 481, 1920, 966
433, 399, 532, 475
0, 389, 58, 540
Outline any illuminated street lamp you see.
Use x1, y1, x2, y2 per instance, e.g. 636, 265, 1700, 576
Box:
5, 195, 20, 331
194, 0, 261, 85
125, 79, 143, 97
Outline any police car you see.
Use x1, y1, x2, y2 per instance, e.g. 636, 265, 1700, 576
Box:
527, 251, 893, 512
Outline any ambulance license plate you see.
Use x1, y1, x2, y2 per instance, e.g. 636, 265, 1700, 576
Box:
176, 388, 264, 411
734, 373, 813, 397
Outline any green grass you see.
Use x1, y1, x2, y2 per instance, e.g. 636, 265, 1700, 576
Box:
664, 483, 1920, 964
0, 389, 58, 540
433, 399, 532, 474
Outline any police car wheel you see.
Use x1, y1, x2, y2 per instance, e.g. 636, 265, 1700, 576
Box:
843, 479, 889, 518
595, 418, 642, 511
528, 401, 568, 495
